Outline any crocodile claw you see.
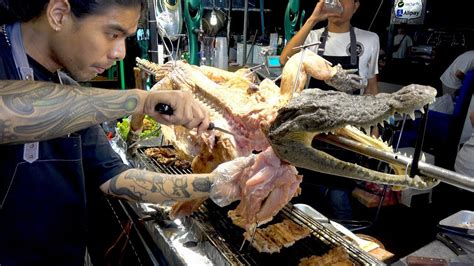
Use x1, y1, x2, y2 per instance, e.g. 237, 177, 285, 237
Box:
325, 64, 366, 93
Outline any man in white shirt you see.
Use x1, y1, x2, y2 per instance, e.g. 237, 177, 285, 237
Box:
440, 50, 474, 96
440, 50, 474, 144
392, 24, 413, 59
280, 0, 380, 96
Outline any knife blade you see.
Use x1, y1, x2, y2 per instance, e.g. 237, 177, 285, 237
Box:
207, 122, 234, 136
155, 103, 234, 136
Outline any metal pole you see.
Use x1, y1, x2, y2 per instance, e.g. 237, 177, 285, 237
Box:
242, 0, 249, 66
149, 0, 158, 64
227, 0, 232, 55
410, 105, 429, 177
316, 134, 474, 192
259, 0, 265, 39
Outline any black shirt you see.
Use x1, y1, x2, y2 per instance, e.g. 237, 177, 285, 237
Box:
0, 25, 131, 265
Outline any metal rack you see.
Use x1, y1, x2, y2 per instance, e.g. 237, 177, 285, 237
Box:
131, 146, 382, 265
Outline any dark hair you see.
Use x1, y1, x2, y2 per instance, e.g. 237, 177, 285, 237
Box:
0, 0, 146, 25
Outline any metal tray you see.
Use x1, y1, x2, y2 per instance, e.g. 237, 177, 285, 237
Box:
438, 210, 474, 238
293, 203, 330, 224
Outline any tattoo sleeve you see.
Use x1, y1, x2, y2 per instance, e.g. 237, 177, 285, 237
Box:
107, 169, 214, 204
0, 80, 144, 144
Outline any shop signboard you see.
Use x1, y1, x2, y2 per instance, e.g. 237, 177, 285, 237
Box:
203, 0, 255, 9
391, 0, 427, 25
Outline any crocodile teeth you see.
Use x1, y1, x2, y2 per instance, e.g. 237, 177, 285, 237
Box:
408, 112, 416, 120
421, 153, 426, 162
419, 108, 425, 114
364, 126, 371, 136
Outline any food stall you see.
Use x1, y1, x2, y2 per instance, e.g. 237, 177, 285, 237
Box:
104, 0, 474, 265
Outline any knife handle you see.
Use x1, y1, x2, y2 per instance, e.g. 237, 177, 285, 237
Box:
207, 122, 216, 131
155, 103, 173, 115
406, 256, 448, 265
436, 232, 467, 255
155, 104, 215, 131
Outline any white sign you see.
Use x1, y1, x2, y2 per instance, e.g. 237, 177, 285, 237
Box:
394, 0, 423, 19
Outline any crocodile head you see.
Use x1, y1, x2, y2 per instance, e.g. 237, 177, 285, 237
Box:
267, 84, 440, 189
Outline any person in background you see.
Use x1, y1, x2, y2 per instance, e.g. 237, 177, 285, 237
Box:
280, 0, 380, 220
440, 50, 474, 96
0, 0, 250, 264
455, 111, 474, 177
392, 23, 413, 60
280, 0, 379, 96
440, 50, 474, 144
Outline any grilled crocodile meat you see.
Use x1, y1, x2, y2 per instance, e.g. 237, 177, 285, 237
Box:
144, 147, 191, 169
299, 246, 353, 266
243, 219, 311, 253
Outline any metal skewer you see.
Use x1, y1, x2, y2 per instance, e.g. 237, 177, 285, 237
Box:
291, 41, 322, 51
316, 134, 474, 192
238, 219, 258, 252
290, 42, 321, 99
247, 220, 258, 252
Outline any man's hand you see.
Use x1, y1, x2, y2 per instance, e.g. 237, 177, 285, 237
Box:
209, 155, 257, 207
143, 90, 210, 133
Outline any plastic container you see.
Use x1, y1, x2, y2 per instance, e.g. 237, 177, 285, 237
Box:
214, 37, 228, 70
323, 0, 343, 14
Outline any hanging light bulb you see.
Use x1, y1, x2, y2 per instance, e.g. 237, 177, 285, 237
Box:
210, 9, 218, 26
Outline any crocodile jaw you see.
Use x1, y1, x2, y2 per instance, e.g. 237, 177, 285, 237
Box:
267, 85, 439, 189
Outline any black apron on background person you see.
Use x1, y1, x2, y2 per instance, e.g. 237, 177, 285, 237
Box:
300, 26, 363, 191
308, 26, 360, 94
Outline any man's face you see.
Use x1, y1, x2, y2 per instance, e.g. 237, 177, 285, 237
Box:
51, 6, 141, 81
328, 0, 359, 25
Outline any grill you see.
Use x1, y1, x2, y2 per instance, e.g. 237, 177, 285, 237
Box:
134, 147, 381, 265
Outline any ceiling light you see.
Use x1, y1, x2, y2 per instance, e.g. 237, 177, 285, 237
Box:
210, 9, 218, 26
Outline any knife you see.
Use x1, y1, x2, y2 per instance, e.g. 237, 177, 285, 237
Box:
436, 232, 468, 256
155, 103, 234, 136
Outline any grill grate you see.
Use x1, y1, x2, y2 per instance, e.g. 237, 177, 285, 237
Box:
191, 202, 380, 265
136, 146, 192, 175
135, 147, 381, 265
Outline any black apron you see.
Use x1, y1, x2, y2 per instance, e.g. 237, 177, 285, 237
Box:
302, 27, 362, 189
308, 26, 360, 94
0, 22, 87, 265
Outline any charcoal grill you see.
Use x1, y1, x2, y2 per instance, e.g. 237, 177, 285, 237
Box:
131, 146, 382, 265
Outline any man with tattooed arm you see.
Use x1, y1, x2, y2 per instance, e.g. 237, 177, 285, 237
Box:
0, 0, 251, 264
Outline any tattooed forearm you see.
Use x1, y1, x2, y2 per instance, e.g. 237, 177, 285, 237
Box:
0, 80, 145, 144
192, 177, 212, 192
107, 169, 214, 204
